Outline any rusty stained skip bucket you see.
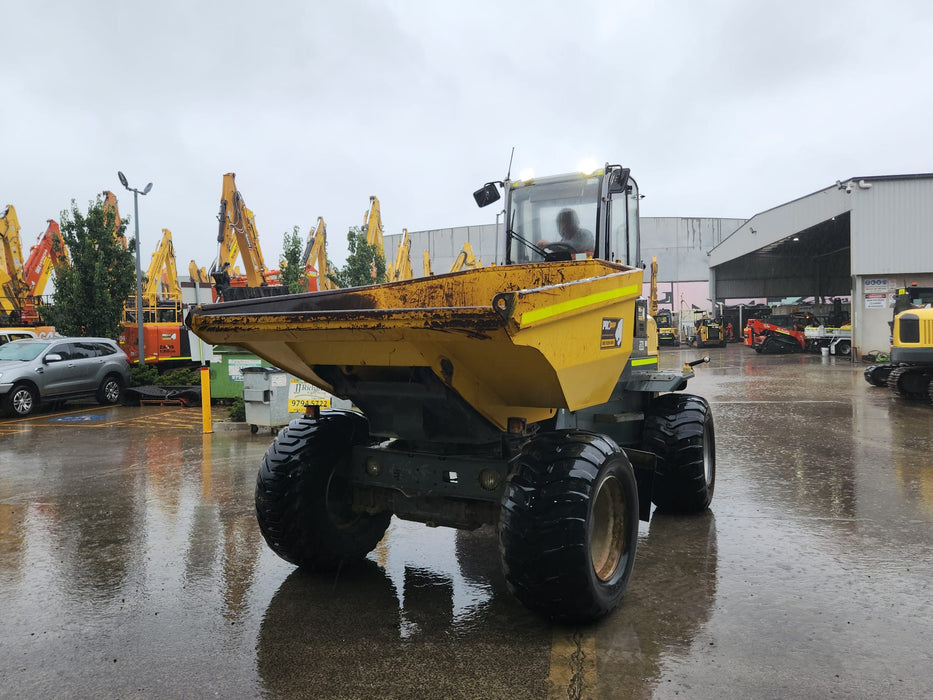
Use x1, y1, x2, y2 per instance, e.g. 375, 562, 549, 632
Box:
187, 259, 644, 430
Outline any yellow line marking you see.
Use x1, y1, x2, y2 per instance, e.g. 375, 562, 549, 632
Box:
521, 284, 640, 326
547, 628, 597, 699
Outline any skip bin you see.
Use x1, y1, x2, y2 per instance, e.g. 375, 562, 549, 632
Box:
241, 366, 290, 434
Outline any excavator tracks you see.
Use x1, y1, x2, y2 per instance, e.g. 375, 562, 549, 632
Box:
886, 366, 933, 400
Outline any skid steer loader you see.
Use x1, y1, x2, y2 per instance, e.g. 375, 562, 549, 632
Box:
186, 163, 716, 623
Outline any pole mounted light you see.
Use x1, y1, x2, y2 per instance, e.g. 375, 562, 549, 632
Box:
117, 171, 152, 366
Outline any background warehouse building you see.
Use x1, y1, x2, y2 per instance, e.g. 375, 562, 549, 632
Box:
708, 174, 933, 359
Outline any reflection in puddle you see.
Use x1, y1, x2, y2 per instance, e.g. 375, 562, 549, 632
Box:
377, 520, 500, 638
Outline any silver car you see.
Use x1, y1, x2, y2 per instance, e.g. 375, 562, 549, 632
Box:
0, 337, 131, 417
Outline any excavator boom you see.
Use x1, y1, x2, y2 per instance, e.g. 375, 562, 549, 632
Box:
0, 206, 29, 317
363, 195, 384, 252
303, 217, 335, 292
388, 229, 413, 282
214, 173, 269, 287
24, 220, 68, 297
102, 191, 126, 249
142, 229, 182, 307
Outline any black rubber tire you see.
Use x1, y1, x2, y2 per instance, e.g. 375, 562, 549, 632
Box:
96, 373, 124, 405
255, 410, 391, 571
864, 364, 895, 387
834, 340, 851, 356
4, 383, 38, 417
643, 393, 715, 513
499, 431, 639, 623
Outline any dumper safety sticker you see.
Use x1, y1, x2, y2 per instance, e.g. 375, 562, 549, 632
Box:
601, 318, 624, 349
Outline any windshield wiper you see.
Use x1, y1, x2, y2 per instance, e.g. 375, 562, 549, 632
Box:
507, 228, 548, 259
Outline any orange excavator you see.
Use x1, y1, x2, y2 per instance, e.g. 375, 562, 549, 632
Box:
20, 220, 69, 325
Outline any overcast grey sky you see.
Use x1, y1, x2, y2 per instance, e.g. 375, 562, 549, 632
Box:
4, 0, 932, 272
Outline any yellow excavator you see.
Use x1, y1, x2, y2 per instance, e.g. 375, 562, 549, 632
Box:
188, 261, 211, 284
387, 229, 413, 282
0, 205, 30, 324
864, 284, 933, 401
363, 196, 384, 251
449, 241, 481, 273
186, 162, 716, 624
210, 173, 285, 301
303, 217, 336, 292
119, 229, 192, 366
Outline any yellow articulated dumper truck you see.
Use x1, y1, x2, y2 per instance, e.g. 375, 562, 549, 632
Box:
186, 163, 716, 623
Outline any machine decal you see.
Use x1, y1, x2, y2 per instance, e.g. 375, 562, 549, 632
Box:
601, 317, 624, 349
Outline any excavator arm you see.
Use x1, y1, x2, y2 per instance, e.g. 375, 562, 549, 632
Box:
363, 195, 384, 252
302, 217, 336, 292
388, 229, 413, 282
649, 256, 658, 317
24, 220, 68, 297
0, 205, 29, 316
214, 173, 269, 287
143, 229, 182, 307
188, 260, 211, 284
102, 191, 126, 249
449, 241, 480, 273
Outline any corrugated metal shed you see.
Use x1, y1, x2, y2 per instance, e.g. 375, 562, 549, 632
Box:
849, 176, 933, 275
710, 174, 933, 283
707, 173, 933, 357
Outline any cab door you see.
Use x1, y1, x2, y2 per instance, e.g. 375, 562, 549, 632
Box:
606, 179, 640, 267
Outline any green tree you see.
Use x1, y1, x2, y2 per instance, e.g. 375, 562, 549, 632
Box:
50, 196, 136, 338
279, 225, 305, 294
329, 227, 386, 288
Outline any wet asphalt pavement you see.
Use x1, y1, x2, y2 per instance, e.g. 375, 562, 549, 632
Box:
1, 344, 931, 699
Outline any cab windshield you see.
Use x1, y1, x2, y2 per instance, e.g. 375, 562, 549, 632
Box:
507, 175, 601, 263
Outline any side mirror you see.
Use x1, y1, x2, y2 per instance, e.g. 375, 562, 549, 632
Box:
44, 353, 63, 363
473, 182, 501, 208
608, 167, 631, 193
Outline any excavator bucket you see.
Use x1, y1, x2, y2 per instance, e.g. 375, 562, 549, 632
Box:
187, 259, 644, 431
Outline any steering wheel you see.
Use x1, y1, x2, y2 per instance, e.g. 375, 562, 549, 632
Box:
542, 242, 576, 254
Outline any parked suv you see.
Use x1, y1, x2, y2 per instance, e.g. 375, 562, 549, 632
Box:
0, 337, 130, 417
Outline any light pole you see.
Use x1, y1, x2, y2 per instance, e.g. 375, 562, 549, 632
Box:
117, 171, 152, 366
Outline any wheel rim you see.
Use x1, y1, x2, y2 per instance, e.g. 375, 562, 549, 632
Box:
590, 474, 626, 582
703, 424, 713, 486
105, 381, 119, 402
13, 389, 33, 414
